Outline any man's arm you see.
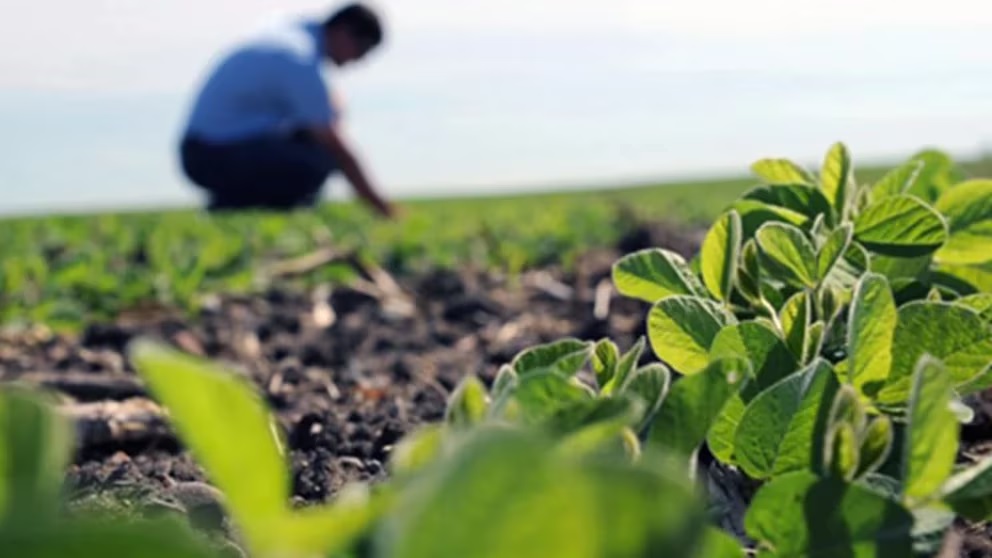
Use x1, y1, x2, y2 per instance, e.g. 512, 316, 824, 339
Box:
310, 123, 396, 218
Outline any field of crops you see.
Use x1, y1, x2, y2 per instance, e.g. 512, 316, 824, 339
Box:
1, 144, 992, 557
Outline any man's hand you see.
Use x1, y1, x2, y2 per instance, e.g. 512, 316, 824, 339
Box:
310, 122, 396, 219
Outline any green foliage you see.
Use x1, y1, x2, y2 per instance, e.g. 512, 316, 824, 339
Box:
745, 471, 915, 557
0, 386, 219, 556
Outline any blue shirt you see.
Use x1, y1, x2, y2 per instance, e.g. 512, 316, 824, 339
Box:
184, 20, 337, 143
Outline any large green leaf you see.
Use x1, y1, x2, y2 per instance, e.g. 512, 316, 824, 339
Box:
649, 358, 749, 461
710, 321, 799, 396
934, 179, 992, 265
821, 142, 853, 219
751, 158, 816, 186
376, 427, 708, 558
700, 211, 742, 302
612, 249, 704, 304
647, 296, 736, 375
941, 456, 992, 521
0, 387, 72, 525
756, 222, 818, 288
901, 356, 959, 505
745, 471, 914, 557
128, 340, 288, 553
847, 273, 897, 396
734, 360, 839, 479
876, 302, 992, 406
853, 195, 948, 258
511, 338, 592, 377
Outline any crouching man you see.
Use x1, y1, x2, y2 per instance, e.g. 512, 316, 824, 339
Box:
178, 3, 396, 217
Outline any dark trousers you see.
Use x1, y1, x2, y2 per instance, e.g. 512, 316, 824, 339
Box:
180, 132, 336, 211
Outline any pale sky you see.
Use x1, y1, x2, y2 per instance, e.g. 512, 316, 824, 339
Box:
2, 1, 991, 213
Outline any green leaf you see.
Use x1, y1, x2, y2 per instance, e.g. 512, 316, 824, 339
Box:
706, 322, 799, 465
821, 142, 853, 219
856, 417, 894, 479
128, 339, 288, 554
780, 292, 811, 362
941, 456, 992, 521
756, 222, 818, 288
828, 385, 868, 436
751, 158, 816, 186
0, 517, 218, 558
544, 395, 643, 437
501, 371, 595, 424
279, 485, 383, 557
741, 184, 833, 223
847, 273, 897, 396
868, 254, 932, 284
611, 248, 704, 304
649, 358, 749, 461
592, 339, 620, 391
902, 355, 959, 505
877, 302, 992, 406
491, 365, 519, 400
376, 427, 708, 558
706, 395, 747, 465
389, 424, 446, 477
734, 360, 840, 479
934, 179, 992, 265
853, 195, 948, 258
745, 471, 914, 557
710, 321, 799, 397
957, 294, 992, 324
445, 375, 489, 429
697, 527, 746, 558
0, 386, 72, 525
905, 148, 962, 202
817, 224, 853, 281
511, 338, 592, 377
870, 159, 925, 200
620, 364, 671, 431
933, 261, 992, 294
647, 296, 736, 375
732, 199, 810, 239
606, 337, 647, 395
700, 211, 742, 302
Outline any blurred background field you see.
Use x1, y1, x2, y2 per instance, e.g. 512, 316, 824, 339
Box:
3, 153, 989, 330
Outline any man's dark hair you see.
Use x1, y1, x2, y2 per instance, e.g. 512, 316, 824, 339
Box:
326, 3, 384, 49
